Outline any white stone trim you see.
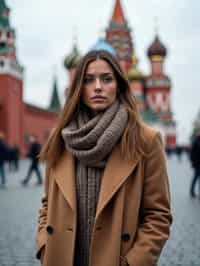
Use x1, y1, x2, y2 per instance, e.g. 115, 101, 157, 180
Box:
0, 57, 23, 80
147, 92, 170, 112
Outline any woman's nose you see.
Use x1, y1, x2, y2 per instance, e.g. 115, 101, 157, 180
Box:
95, 78, 102, 91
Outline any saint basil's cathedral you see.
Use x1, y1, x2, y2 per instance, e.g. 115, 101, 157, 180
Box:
0, 0, 176, 155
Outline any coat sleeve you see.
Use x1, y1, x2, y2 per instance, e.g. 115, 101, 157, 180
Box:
35, 164, 50, 260
126, 133, 172, 266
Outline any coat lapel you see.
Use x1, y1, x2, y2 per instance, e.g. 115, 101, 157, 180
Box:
52, 151, 76, 212
95, 145, 140, 220
52, 146, 140, 218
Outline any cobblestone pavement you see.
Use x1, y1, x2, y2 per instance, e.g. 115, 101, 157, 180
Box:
0, 156, 200, 266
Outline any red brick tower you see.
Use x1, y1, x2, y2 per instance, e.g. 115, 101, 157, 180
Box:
0, 0, 24, 151
106, 0, 133, 73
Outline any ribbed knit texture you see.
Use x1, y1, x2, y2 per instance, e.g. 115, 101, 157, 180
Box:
61, 100, 128, 266
74, 162, 103, 266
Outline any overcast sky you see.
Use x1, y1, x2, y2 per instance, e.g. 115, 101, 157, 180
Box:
6, 0, 200, 144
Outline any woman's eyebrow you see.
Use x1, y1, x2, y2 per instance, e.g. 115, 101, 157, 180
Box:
101, 72, 113, 76
85, 73, 94, 77
85, 72, 113, 76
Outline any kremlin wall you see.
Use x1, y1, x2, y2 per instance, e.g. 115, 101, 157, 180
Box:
0, 0, 176, 155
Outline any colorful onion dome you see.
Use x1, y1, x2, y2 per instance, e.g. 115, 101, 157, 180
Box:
147, 35, 167, 58
90, 37, 117, 57
127, 54, 144, 81
64, 44, 81, 70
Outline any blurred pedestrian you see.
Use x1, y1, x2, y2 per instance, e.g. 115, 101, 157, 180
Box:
7, 145, 13, 171
185, 145, 191, 160
190, 129, 200, 197
12, 145, 20, 171
0, 132, 8, 187
36, 50, 172, 266
7, 145, 17, 171
165, 146, 172, 158
21, 135, 42, 186
176, 145, 183, 162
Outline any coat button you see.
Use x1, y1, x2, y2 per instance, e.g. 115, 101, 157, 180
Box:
46, 225, 54, 235
121, 233, 130, 242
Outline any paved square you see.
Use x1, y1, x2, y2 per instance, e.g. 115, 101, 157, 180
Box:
0, 156, 200, 266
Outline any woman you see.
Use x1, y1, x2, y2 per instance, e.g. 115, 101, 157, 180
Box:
36, 50, 172, 266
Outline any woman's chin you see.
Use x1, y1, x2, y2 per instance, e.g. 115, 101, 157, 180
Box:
89, 104, 108, 113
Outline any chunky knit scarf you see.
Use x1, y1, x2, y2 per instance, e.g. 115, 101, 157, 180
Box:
61, 100, 128, 266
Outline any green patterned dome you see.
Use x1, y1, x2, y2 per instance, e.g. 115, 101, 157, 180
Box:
64, 44, 81, 70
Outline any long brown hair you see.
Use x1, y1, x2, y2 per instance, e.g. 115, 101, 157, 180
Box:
40, 50, 145, 167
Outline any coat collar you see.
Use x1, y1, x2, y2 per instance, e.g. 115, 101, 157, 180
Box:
52, 151, 77, 213
52, 145, 140, 219
95, 146, 140, 220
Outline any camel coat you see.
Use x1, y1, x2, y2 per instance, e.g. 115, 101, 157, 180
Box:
36, 126, 172, 266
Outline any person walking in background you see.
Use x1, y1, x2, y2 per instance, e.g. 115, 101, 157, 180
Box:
36, 50, 172, 266
21, 135, 42, 186
176, 145, 183, 162
0, 132, 8, 187
5, 144, 20, 172
12, 145, 20, 171
190, 129, 200, 197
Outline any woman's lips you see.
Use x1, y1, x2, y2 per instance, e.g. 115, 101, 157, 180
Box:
91, 96, 106, 101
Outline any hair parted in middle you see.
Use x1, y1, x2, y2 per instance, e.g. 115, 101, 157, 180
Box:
40, 50, 146, 167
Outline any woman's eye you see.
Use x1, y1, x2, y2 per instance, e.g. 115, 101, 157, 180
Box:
102, 76, 113, 83
84, 77, 93, 84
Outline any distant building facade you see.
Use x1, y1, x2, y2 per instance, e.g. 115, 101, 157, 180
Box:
0, 0, 60, 154
64, 0, 176, 147
0, 0, 176, 154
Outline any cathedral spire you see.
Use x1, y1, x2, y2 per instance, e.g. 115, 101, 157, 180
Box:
111, 0, 126, 25
48, 75, 61, 113
106, 0, 133, 72
0, 0, 10, 29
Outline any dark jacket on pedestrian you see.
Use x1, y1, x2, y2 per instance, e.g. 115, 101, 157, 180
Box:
27, 142, 41, 164
0, 139, 8, 166
190, 135, 200, 169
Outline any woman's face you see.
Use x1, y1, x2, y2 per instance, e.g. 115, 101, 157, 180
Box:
82, 59, 118, 113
